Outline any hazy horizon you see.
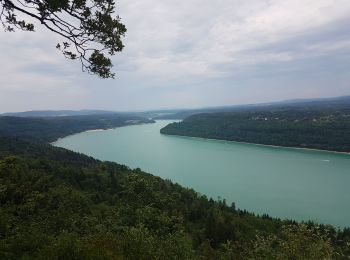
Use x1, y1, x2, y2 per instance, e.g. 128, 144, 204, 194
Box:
2, 93, 350, 114
1, 0, 350, 112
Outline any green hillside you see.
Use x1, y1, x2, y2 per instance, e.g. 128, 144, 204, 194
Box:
161, 105, 350, 152
0, 112, 349, 258
0, 138, 349, 259
0, 115, 154, 143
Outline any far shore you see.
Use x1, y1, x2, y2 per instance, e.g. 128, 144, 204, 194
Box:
84, 129, 106, 133
51, 127, 116, 144
161, 132, 350, 156
51, 121, 156, 144
52, 119, 350, 156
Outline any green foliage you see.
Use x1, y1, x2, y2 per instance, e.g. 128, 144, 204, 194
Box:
1, 0, 126, 78
0, 138, 348, 258
89, 50, 114, 79
161, 103, 350, 152
0, 115, 154, 143
249, 225, 333, 259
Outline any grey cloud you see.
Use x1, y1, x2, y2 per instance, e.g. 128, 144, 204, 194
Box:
0, 0, 350, 112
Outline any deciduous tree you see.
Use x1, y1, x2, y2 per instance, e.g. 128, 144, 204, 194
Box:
0, 0, 126, 78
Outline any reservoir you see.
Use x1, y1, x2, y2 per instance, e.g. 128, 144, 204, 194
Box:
54, 120, 350, 228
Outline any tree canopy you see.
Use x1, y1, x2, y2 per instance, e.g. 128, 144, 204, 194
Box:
161, 102, 350, 152
0, 0, 126, 78
1, 137, 349, 259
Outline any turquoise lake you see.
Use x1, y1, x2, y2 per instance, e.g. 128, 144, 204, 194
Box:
54, 120, 350, 228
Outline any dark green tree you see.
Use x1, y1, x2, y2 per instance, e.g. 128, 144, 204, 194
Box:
0, 0, 126, 78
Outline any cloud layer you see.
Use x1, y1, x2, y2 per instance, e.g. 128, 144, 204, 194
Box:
1, 0, 350, 112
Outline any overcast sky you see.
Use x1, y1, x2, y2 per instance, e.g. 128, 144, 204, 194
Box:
1, 0, 350, 112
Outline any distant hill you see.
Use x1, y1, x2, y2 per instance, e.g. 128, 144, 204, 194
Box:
0, 109, 188, 120
161, 97, 350, 152
2, 95, 350, 120
155, 95, 350, 119
276, 95, 350, 105
1, 109, 118, 117
0, 114, 154, 143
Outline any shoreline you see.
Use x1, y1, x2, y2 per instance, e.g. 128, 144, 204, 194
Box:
161, 132, 350, 156
51, 120, 350, 228
52, 127, 116, 144
83, 129, 107, 133
51, 121, 156, 145
52, 119, 350, 156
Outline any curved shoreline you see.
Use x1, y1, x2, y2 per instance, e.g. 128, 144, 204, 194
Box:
52, 120, 350, 228
52, 121, 155, 145
53, 119, 350, 156
51, 127, 116, 144
160, 132, 350, 156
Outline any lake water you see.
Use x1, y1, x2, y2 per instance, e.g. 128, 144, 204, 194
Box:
54, 120, 350, 228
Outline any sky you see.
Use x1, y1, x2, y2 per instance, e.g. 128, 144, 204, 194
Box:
0, 0, 350, 112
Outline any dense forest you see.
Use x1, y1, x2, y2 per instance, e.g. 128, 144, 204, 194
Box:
0, 115, 154, 143
0, 113, 349, 258
161, 102, 350, 152
0, 137, 349, 259
155, 95, 350, 119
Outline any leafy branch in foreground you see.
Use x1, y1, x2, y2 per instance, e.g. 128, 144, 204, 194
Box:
0, 0, 126, 78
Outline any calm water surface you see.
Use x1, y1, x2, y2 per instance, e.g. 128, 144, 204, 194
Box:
54, 120, 350, 228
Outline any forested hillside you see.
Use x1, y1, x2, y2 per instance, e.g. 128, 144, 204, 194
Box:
0, 138, 349, 259
155, 95, 350, 119
0, 110, 349, 258
161, 104, 350, 152
0, 115, 154, 143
